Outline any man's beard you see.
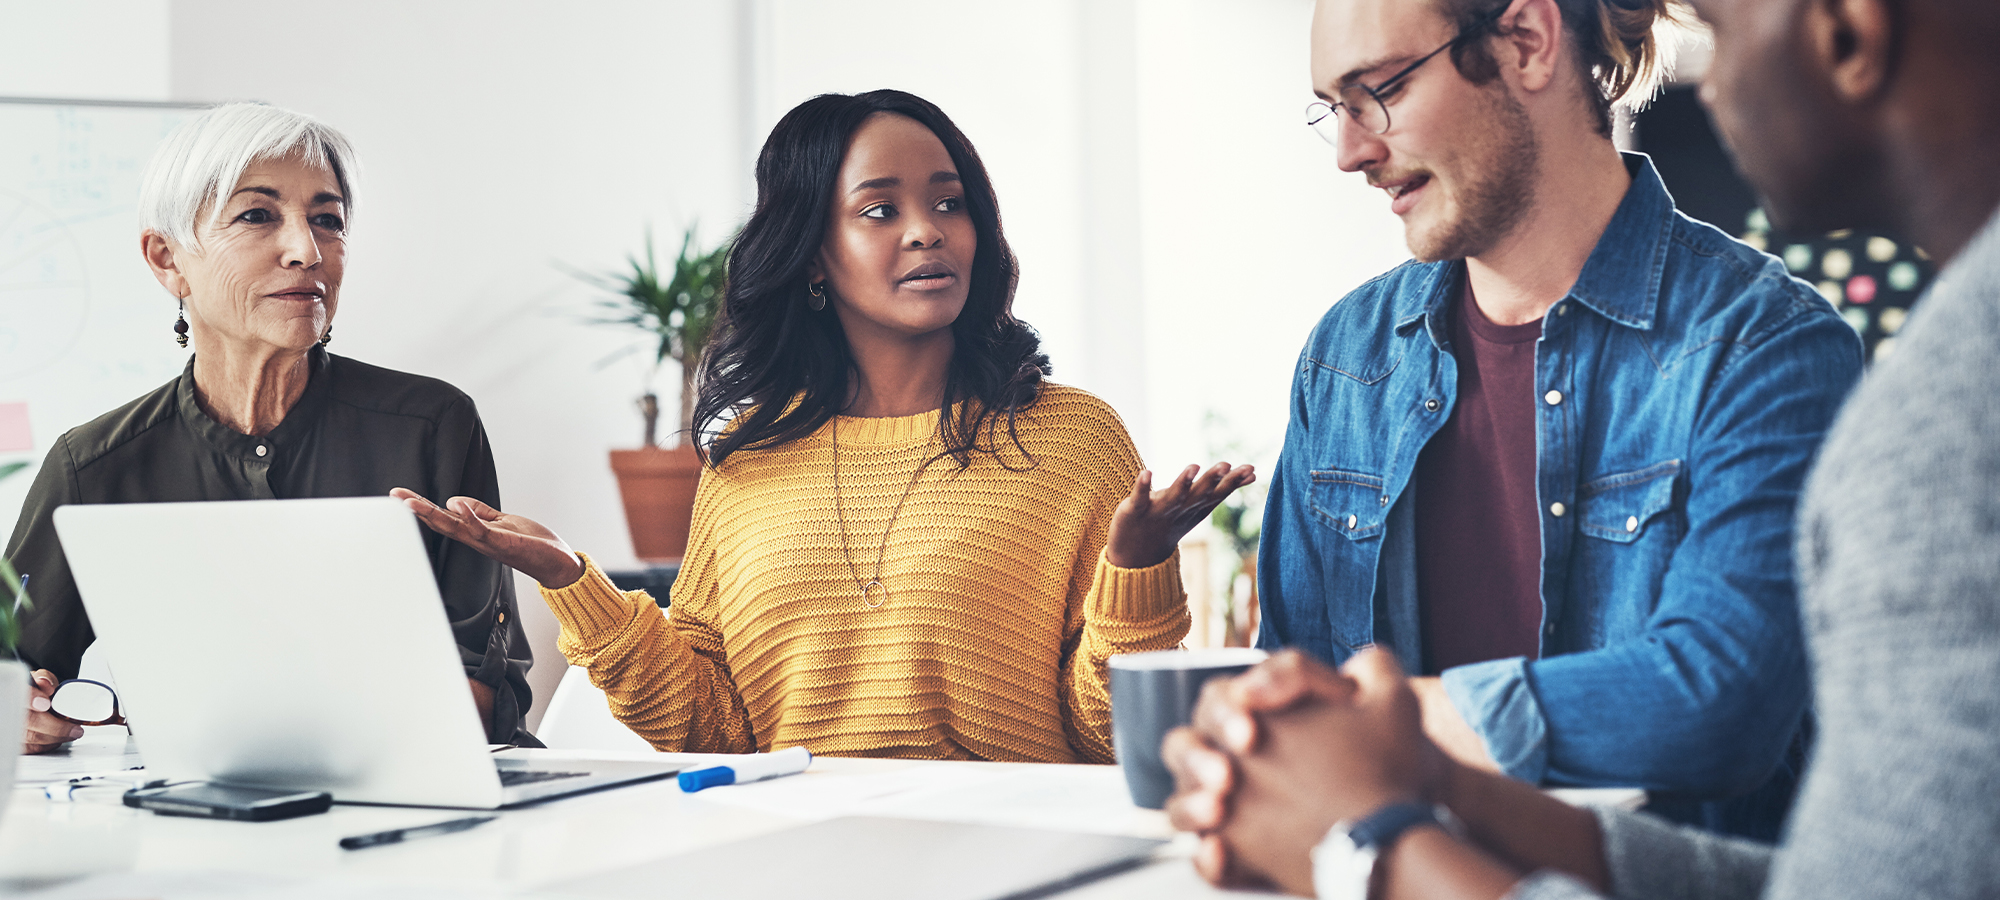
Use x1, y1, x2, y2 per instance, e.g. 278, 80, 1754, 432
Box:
1406, 85, 1539, 263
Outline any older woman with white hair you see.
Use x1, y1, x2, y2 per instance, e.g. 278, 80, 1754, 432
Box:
2, 102, 534, 752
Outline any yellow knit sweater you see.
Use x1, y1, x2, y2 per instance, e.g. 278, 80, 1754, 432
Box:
541, 385, 1189, 763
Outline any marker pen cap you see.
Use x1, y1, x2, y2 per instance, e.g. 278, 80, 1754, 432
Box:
678, 767, 736, 792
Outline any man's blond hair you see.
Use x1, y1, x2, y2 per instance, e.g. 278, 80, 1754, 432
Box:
1435, 0, 1694, 137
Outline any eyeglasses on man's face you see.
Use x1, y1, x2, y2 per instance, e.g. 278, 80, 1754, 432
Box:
1306, 2, 1511, 142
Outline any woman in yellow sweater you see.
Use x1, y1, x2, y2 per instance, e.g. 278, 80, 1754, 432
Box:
397, 90, 1252, 764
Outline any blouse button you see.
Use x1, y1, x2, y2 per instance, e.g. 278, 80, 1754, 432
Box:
1626, 515, 1640, 533
1346, 514, 1359, 529
1545, 390, 1563, 406
1550, 501, 1567, 518
1424, 399, 1441, 412
255, 444, 268, 458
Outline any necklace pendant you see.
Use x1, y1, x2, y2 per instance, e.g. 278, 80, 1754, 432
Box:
861, 579, 886, 610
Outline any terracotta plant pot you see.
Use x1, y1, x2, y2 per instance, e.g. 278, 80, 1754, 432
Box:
608, 443, 703, 564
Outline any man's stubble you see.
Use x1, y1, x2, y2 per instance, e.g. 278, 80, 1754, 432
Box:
1407, 84, 1540, 263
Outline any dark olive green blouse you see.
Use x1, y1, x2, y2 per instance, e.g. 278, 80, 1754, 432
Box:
3, 347, 535, 743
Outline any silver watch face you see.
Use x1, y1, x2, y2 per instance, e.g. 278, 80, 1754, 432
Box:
1311, 825, 1379, 900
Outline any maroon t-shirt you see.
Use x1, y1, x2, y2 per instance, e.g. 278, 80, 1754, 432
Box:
1415, 279, 1545, 673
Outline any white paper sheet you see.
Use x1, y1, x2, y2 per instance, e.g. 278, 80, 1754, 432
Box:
686, 760, 1009, 820
687, 761, 1174, 838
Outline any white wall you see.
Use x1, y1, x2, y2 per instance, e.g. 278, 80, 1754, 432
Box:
1135, 0, 1408, 473
0, 0, 169, 101
0, 0, 177, 602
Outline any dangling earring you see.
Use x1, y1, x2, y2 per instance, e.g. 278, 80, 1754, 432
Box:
319, 327, 333, 347
174, 300, 190, 349
807, 281, 827, 311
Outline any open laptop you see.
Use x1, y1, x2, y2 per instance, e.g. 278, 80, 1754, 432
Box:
53, 496, 686, 808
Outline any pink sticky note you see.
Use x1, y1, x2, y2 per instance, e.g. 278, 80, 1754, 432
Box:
0, 403, 32, 452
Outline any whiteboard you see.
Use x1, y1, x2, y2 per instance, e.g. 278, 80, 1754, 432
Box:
0, 99, 204, 529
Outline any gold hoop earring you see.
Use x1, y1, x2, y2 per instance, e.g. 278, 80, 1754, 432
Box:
174, 300, 190, 349
807, 281, 828, 311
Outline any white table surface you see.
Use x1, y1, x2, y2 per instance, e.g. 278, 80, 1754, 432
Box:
1, 728, 1642, 899
0, 728, 1256, 899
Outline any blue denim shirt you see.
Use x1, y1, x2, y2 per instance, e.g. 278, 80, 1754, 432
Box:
1257, 156, 1863, 797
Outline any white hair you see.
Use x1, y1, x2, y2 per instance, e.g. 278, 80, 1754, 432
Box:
138, 102, 359, 250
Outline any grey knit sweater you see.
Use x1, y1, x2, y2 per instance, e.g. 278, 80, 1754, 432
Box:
1508, 208, 2000, 900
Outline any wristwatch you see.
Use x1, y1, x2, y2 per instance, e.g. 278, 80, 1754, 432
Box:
1310, 801, 1464, 900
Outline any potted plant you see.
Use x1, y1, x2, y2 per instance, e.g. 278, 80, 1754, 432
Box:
1201, 414, 1268, 647
1209, 491, 1263, 648
0, 460, 34, 819
577, 226, 730, 563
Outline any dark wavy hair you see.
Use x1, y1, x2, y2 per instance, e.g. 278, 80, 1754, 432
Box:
692, 89, 1050, 468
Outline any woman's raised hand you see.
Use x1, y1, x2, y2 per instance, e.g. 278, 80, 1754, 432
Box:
390, 488, 586, 589
1106, 462, 1257, 570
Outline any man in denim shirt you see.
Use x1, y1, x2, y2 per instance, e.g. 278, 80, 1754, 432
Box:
1259, 0, 1861, 835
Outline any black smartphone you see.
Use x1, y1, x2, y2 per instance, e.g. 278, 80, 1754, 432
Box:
123, 782, 333, 821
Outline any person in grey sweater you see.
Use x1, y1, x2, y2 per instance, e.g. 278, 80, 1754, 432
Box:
1158, 0, 2000, 897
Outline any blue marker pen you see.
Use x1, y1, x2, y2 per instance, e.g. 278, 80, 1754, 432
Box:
679, 746, 813, 792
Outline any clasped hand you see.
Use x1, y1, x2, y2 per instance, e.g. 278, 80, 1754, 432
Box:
1161, 648, 1447, 896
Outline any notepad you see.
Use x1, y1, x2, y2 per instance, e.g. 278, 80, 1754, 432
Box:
556, 816, 1165, 900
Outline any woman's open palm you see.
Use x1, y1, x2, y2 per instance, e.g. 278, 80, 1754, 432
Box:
390, 488, 586, 588
1106, 462, 1257, 569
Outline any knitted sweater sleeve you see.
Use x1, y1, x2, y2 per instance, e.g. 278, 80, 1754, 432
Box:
1057, 400, 1194, 763
539, 472, 756, 753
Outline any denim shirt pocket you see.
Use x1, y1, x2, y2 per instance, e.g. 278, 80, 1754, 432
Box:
1572, 460, 1684, 643
1309, 469, 1388, 539
1309, 468, 1389, 651
1578, 460, 1683, 542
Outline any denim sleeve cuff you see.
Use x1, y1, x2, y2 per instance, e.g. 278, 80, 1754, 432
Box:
1441, 657, 1549, 783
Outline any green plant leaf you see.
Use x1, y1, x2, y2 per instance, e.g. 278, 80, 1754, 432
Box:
0, 556, 27, 656
1, 464, 32, 654
566, 224, 733, 369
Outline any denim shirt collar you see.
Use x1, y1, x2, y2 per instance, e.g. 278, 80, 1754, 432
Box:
1393, 153, 1676, 337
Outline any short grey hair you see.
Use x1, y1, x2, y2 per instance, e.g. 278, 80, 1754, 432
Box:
138, 102, 359, 250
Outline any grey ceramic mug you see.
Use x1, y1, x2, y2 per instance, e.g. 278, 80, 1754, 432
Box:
1109, 647, 1269, 809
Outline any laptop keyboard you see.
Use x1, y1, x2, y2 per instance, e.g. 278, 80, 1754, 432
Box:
499, 769, 592, 787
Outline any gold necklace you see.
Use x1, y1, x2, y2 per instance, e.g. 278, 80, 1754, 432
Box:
831, 416, 939, 609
